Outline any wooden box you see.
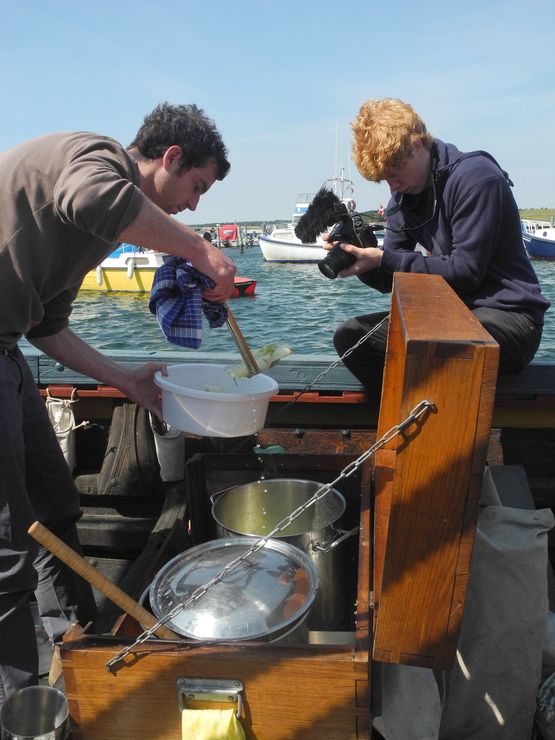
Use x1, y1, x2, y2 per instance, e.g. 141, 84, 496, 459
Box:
373, 274, 499, 668
62, 450, 373, 740
60, 274, 498, 737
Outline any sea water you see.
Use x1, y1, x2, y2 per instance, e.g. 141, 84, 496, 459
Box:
33, 246, 555, 360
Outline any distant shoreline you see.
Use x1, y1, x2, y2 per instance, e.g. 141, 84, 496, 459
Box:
190, 208, 555, 230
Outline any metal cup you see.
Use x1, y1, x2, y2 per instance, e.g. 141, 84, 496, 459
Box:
1, 686, 69, 739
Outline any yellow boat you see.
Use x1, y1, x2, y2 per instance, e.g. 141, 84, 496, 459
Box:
81, 243, 258, 296
80, 244, 165, 293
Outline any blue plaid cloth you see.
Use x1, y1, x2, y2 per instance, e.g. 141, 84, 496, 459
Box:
148, 256, 228, 348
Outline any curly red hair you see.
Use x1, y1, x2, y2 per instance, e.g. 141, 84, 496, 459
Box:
352, 98, 433, 182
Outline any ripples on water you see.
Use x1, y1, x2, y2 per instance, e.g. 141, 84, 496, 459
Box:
64, 248, 555, 360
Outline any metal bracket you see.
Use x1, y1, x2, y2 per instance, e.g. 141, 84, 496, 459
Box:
177, 678, 244, 719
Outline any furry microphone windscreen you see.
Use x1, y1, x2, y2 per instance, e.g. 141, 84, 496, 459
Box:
294, 187, 342, 243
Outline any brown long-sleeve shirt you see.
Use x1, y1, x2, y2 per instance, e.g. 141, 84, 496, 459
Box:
0, 132, 144, 350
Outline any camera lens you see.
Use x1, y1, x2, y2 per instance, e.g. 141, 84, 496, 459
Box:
318, 244, 357, 279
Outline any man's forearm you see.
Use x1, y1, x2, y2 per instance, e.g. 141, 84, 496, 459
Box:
118, 196, 206, 261
28, 328, 131, 391
29, 327, 168, 417
117, 196, 236, 301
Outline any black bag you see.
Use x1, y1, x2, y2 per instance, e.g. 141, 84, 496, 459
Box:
83, 403, 159, 497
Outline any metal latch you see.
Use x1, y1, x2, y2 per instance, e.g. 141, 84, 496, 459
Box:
177, 678, 244, 719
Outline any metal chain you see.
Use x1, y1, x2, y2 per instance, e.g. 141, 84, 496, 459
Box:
227, 313, 390, 452
106, 397, 433, 671
270, 314, 389, 417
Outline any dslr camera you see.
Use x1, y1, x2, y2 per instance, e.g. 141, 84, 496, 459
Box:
294, 187, 381, 279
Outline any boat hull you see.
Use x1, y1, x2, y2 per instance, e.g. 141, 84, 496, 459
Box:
25, 263, 555, 738
53, 273, 510, 739
81, 247, 165, 292
523, 231, 555, 260
80, 267, 157, 292
521, 220, 555, 260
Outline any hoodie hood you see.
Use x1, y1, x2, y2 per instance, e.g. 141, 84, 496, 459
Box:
433, 140, 513, 187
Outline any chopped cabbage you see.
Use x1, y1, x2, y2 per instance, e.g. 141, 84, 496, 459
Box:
228, 344, 293, 378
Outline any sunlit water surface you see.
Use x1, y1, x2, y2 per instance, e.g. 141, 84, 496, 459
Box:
25, 247, 555, 361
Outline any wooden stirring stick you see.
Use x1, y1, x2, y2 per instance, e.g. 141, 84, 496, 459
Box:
226, 305, 260, 377
28, 521, 178, 640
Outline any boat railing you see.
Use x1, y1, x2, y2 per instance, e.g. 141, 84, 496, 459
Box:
295, 192, 315, 204
322, 174, 355, 201
23, 345, 555, 398
522, 218, 554, 234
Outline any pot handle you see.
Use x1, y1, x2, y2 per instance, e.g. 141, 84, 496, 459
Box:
209, 490, 227, 505
210, 482, 251, 505
311, 526, 359, 553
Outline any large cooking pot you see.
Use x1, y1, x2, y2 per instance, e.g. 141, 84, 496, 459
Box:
148, 537, 319, 644
210, 478, 358, 631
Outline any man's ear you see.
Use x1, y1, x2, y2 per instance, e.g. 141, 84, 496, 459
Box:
411, 139, 424, 155
162, 145, 183, 172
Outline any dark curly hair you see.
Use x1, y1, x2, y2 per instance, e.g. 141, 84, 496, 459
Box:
128, 102, 230, 180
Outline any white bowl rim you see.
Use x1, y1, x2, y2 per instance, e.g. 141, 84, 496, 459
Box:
154, 364, 279, 401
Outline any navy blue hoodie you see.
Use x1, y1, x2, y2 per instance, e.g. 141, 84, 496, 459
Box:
363, 139, 549, 325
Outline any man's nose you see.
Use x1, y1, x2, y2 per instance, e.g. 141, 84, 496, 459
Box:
187, 193, 200, 212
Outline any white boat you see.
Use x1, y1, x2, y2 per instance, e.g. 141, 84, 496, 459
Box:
259, 172, 359, 263
257, 234, 328, 262
258, 193, 326, 262
522, 219, 555, 260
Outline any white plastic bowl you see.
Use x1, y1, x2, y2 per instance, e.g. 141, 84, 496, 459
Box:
154, 363, 279, 437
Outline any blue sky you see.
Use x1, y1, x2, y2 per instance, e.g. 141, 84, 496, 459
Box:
1, 0, 553, 224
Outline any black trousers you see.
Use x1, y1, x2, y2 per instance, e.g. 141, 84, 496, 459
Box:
0, 347, 96, 705
333, 307, 543, 404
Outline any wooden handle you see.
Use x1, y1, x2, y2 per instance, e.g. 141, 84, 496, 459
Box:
226, 305, 260, 377
28, 521, 178, 641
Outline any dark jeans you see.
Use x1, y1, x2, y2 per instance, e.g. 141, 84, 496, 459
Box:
333, 307, 543, 403
0, 347, 96, 705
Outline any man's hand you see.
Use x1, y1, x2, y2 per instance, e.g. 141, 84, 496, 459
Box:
322, 234, 383, 277
124, 362, 168, 419
193, 242, 236, 302
336, 244, 383, 277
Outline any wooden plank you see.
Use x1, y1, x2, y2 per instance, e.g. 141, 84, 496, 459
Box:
373, 273, 499, 669
62, 641, 368, 740
23, 346, 555, 396
35, 350, 362, 391
26, 346, 555, 429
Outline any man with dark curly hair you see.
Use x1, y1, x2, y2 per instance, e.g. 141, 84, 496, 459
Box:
329, 97, 549, 402
0, 102, 236, 705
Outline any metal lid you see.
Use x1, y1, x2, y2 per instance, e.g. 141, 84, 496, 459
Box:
149, 537, 319, 641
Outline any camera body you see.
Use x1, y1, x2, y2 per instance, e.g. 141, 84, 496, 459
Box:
294, 186, 380, 279
320, 204, 377, 279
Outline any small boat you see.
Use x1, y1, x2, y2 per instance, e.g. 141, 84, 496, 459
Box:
258, 191, 327, 263
258, 232, 327, 263
522, 219, 555, 259
81, 244, 166, 292
258, 170, 383, 263
245, 231, 259, 247
231, 276, 256, 297
24, 272, 555, 738
81, 243, 255, 296
218, 223, 241, 248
